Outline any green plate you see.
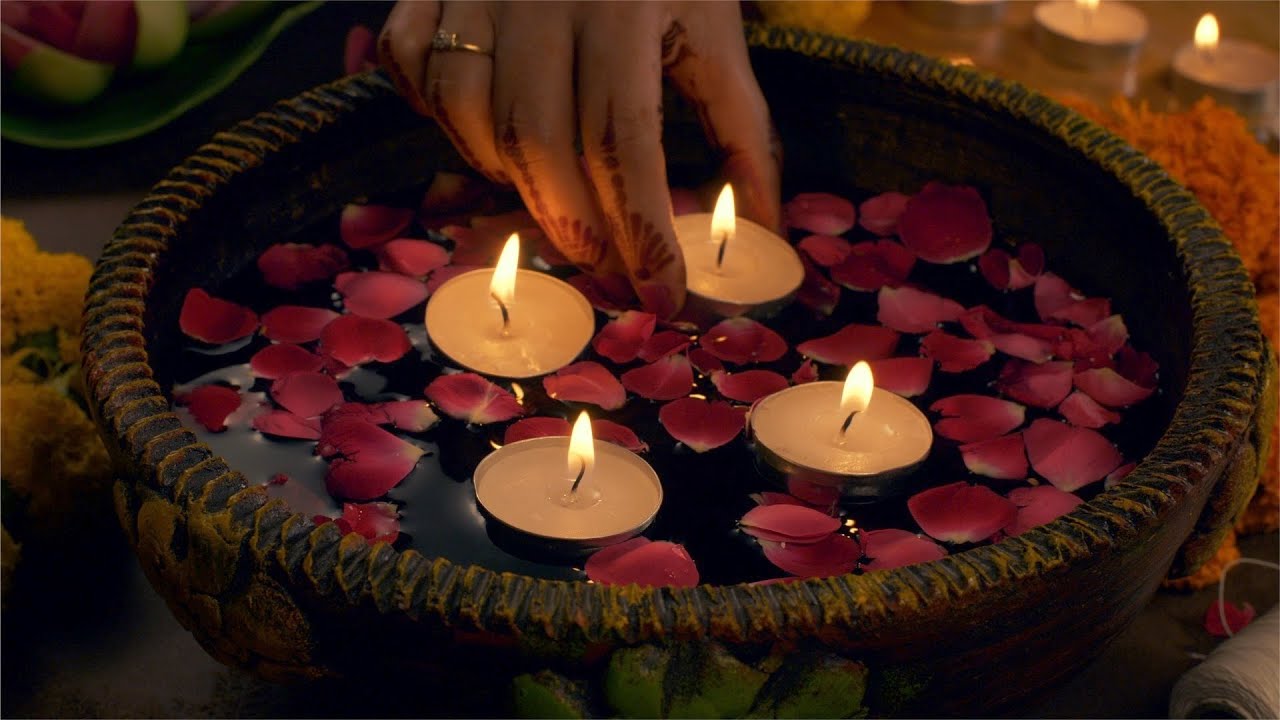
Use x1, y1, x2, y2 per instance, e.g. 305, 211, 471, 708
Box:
0, 1, 321, 150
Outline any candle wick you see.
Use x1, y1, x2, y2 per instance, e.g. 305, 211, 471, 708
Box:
569, 458, 587, 494
715, 230, 729, 270
491, 292, 511, 335
839, 409, 860, 436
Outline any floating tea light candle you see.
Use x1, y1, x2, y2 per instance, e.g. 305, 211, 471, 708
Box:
906, 0, 1006, 28
473, 411, 663, 547
425, 234, 594, 378
672, 184, 804, 319
750, 361, 933, 500
1171, 14, 1279, 118
1033, 0, 1147, 69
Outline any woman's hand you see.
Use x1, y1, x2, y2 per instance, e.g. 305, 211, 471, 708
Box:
379, 1, 780, 318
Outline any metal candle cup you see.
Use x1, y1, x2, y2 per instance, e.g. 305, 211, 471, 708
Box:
906, 0, 1006, 28
1171, 14, 1279, 119
1032, 0, 1147, 69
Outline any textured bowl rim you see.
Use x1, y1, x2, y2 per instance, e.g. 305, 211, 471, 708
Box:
83, 27, 1265, 647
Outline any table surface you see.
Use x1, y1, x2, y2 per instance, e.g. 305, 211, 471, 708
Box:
2, 2, 1277, 717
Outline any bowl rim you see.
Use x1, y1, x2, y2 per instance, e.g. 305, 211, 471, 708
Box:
83, 26, 1266, 648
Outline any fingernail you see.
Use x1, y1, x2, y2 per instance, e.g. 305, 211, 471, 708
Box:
636, 282, 677, 319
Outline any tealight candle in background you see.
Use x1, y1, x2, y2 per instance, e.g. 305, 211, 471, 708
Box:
425, 234, 595, 378
749, 361, 933, 500
1171, 14, 1280, 120
672, 185, 804, 319
906, 0, 1006, 28
473, 412, 663, 547
1033, 0, 1147, 69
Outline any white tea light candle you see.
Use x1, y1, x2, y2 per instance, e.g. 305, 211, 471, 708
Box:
673, 184, 803, 319
1171, 14, 1279, 118
425, 234, 595, 378
1032, 0, 1147, 69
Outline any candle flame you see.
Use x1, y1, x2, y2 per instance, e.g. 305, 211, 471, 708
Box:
840, 361, 874, 416
710, 184, 735, 268
490, 233, 520, 306
1075, 0, 1099, 13
568, 410, 595, 479
1194, 13, 1219, 54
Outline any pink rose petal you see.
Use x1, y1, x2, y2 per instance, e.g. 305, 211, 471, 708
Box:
798, 234, 852, 267
1104, 461, 1137, 489
317, 314, 412, 366
688, 348, 725, 375
978, 243, 1042, 291
931, 394, 1027, 443
1023, 418, 1123, 492
343, 24, 376, 75
270, 371, 343, 418
334, 271, 428, 319
791, 359, 819, 385
978, 248, 1013, 291
503, 417, 647, 452
252, 409, 322, 440
750, 491, 813, 508
1204, 599, 1256, 638
257, 243, 350, 290
989, 333, 1056, 364
1049, 297, 1112, 328
1004, 485, 1083, 536
859, 528, 947, 571
1116, 346, 1159, 388
585, 538, 699, 588
1033, 273, 1080, 322
830, 240, 915, 292
543, 361, 626, 411
340, 203, 414, 249
418, 172, 495, 223
921, 330, 995, 372
1058, 390, 1121, 428
960, 306, 1067, 343
341, 501, 400, 544
249, 343, 325, 379
637, 330, 691, 362
567, 273, 635, 314
858, 191, 910, 236
1073, 368, 1154, 408
175, 384, 242, 432
739, 504, 842, 544
592, 310, 658, 363
1017, 243, 1046, 276
376, 239, 451, 277
658, 397, 747, 452
898, 183, 992, 264
179, 289, 259, 345
908, 481, 1016, 544
425, 264, 483, 296
425, 373, 525, 424
711, 369, 789, 403
784, 192, 856, 235
700, 317, 787, 365
996, 360, 1074, 408
261, 305, 340, 344
796, 255, 841, 315
319, 417, 426, 500
797, 323, 900, 365
788, 476, 843, 507
867, 356, 933, 397
959, 433, 1028, 480
760, 534, 859, 578
877, 286, 964, 333
1086, 315, 1129, 357
1052, 328, 1111, 369
621, 354, 694, 401
328, 401, 440, 433
590, 419, 650, 453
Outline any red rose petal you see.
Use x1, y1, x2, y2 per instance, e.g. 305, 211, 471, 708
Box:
830, 240, 915, 292
269, 473, 290, 485
689, 348, 725, 375
877, 286, 964, 333
317, 314, 412, 366
621, 354, 694, 401
637, 330, 691, 362
1051, 329, 1110, 369
761, 534, 859, 578
996, 360, 1074, 408
592, 419, 650, 453
543, 361, 626, 410
424, 264, 482, 296
867, 356, 933, 397
1018, 243, 1046, 276
334, 271, 428, 319
1004, 485, 1083, 537
592, 310, 658, 363
329, 400, 439, 433
340, 203, 414, 249
796, 255, 841, 315
1058, 390, 1121, 428
341, 501, 400, 544
700, 317, 787, 365
1204, 599, 1256, 638
658, 397, 747, 452
711, 369, 789, 404
253, 409, 322, 439
1033, 273, 1080, 322
179, 288, 259, 345
418, 172, 495, 223
249, 343, 325, 379
978, 248, 1013, 291
1086, 315, 1129, 357
898, 183, 992, 264
908, 481, 1017, 544
791, 359, 819, 385
989, 333, 1055, 364
931, 394, 1027, 443
175, 384, 241, 432
960, 305, 1067, 343
784, 192, 856, 235
921, 330, 995, 373
261, 305, 339, 344
1116, 346, 1159, 388
859, 528, 947, 571
1049, 297, 1112, 328
1104, 461, 1137, 489
788, 476, 843, 507
959, 433, 1028, 480
343, 24, 376, 75
258, 243, 350, 290
1073, 367, 1155, 408
319, 417, 426, 500
798, 234, 852, 267
750, 491, 812, 508
270, 371, 343, 418
979, 244, 1043, 291
858, 191, 910, 236
739, 503, 842, 544
585, 538, 699, 588
1023, 418, 1123, 492
425, 373, 525, 424
567, 273, 635, 314
670, 187, 702, 216
797, 323, 900, 365
503, 416, 648, 452
376, 238, 451, 278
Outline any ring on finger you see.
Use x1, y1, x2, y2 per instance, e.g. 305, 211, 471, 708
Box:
431, 29, 492, 57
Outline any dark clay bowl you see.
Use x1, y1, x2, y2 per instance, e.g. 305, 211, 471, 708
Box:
83, 28, 1274, 717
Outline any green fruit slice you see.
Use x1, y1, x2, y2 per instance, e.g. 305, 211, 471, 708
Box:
189, 2, 275, 40
12, 44, 114, 105
132, 0, 189, 69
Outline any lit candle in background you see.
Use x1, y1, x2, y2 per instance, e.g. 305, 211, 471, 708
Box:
425, 234, 595, 378
472, 411, 663, 547
673, 184, 804, 320
1171, 13, 1279, 119
1032, 0, 1147, 69
905, 0, 1007, 28
749, 361, 933, 501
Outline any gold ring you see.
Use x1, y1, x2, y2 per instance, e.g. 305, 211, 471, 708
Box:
431, 29, 492, 56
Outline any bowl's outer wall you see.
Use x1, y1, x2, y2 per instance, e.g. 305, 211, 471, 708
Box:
82, 28, 1271, 717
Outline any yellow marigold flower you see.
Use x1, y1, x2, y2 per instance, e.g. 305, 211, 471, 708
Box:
757, 1, 871, 37
1, 217, 94, 355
